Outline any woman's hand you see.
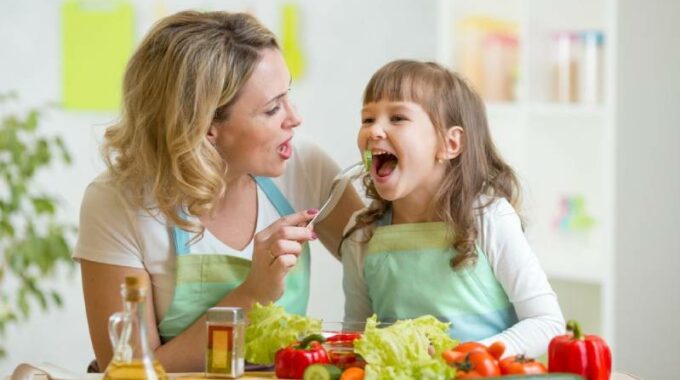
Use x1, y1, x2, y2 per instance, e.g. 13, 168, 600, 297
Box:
241, 208, 318, 303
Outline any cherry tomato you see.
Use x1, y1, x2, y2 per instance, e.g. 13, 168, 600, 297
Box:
499, 354, 548, 375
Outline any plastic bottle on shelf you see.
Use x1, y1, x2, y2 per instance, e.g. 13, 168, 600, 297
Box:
456, 16, 518, 101
553, 31, 581, 103
483, 32, 519, 102
580, 30, 605, 104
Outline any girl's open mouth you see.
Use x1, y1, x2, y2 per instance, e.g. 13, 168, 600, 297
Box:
372, 151, 398, 181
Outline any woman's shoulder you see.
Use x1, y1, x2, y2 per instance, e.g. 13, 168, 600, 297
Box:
82, 171, 125, 206
274, 135, 340, 209
82, 171, 167, 223
342, 206, 378, 241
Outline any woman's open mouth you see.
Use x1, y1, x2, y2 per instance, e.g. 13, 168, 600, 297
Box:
277, 138, 293, 159
371, 150, 398, 182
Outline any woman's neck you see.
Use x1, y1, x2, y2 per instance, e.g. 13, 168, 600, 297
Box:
212, 173, 256, 214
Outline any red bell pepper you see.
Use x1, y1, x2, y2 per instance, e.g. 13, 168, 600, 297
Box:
275, 334, 329, 379
548, 320, 611, 380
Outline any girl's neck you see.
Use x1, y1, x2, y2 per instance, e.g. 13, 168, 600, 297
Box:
391, 200, 440, 224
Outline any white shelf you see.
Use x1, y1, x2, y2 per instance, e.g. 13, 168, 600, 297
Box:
527, 102, 605, 118
438, 0, 615, 340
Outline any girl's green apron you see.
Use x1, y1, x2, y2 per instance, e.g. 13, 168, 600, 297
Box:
158, 177, 310, 342
364, 211, 518, 342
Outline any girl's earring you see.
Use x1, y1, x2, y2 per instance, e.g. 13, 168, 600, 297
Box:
437, 157, 444, 164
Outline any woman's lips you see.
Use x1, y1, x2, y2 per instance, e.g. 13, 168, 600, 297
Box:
277, 138, 293, 159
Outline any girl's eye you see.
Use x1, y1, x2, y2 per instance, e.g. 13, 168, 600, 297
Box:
361, 117, 374, 125
391, 114, 407, 122
265, 105, 281, 116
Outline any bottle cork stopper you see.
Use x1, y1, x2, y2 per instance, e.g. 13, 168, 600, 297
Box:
125, 276, 140, 288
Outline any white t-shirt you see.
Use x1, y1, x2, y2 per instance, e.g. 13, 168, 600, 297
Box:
73, 137, 339, 321
341, 197, 565, 358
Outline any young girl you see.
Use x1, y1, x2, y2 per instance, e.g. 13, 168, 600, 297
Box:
341, 60, 565, 358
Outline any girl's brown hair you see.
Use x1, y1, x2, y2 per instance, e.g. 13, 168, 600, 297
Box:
345, 60, 522, 268
102, 11, 278, 234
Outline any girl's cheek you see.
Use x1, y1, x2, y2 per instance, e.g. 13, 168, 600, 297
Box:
356, 132, 366, 150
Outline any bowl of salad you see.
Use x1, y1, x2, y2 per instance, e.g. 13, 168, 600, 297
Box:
320, 322, 366, 370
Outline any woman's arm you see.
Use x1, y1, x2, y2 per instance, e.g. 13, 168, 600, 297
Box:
81, 209, 318, 372
81, 260, 258, 371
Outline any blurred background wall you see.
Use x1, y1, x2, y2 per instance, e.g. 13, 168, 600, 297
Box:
0, 0, 678, 379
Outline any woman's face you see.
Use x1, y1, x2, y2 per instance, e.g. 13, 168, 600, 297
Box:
209, 48, 302, 178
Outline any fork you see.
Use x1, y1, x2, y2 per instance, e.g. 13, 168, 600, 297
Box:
307, 161, 364, 228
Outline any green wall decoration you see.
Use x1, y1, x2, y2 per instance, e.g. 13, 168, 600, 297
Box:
62, 0, 135, 111
280, 3, 306, 81
0, 93, 76, 359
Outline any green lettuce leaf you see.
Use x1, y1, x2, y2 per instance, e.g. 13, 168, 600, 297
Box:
354, 315, 457, 380
244, 303, 322, 364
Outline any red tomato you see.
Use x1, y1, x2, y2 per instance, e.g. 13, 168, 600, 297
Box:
487, 341, 506, 360
449, 341, 505, 360
448, 351, 501, 378
499, 355, 548, 375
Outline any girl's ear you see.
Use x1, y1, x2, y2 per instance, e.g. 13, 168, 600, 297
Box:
437, 126, 464, 162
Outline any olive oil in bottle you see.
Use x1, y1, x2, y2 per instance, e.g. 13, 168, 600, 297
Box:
103, 277, 168, 380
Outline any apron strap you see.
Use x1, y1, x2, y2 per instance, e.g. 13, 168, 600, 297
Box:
172, 177, 296, 256
253, 176, 295, 216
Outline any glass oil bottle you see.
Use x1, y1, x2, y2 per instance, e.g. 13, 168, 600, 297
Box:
103, 276, 168, 380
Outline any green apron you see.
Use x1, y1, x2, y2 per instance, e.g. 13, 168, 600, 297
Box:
158, 177, 310, 342
364, 210, 517, 342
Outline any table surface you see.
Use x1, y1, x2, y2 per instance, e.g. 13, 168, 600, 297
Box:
6, 365, 643, 380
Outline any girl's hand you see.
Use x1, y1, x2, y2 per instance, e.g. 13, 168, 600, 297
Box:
242, 208, 318, 303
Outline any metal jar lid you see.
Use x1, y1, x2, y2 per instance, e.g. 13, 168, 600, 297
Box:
207, 307, 244, 323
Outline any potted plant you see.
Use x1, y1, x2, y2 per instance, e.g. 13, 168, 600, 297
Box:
0, 93, 76, 358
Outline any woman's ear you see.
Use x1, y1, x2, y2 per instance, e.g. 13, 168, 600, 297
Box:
437, 126, 464, 162
206, 122, 219, 147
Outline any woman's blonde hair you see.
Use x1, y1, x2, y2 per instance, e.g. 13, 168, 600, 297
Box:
103, 11, 278, 233
345, 60, 522, 269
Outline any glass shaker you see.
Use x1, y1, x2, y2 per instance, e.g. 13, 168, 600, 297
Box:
104, 276, 168, 380
205, 307, 245, 378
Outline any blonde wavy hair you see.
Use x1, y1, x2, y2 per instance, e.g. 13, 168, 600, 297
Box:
344, 60, 522, 269
103, 11, 278, 233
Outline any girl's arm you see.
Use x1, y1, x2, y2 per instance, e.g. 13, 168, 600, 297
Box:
478, 198, 566, 358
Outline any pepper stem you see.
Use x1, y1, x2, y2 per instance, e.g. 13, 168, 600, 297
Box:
297, 333, 326, 349
566, 320, 583, 340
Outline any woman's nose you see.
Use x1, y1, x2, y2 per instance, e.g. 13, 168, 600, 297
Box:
284, 100, 302, 129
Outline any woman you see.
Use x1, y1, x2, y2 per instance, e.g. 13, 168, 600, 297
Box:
73, 11, 362, 372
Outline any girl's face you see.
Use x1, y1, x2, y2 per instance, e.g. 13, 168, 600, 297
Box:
358, 100, 447, 207
208, 48, 302, 179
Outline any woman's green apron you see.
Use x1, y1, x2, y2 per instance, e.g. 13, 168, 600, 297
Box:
158, 177, 310, 342
363, 211, 518, 341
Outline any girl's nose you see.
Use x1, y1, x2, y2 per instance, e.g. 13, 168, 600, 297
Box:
368, 122, 386, 140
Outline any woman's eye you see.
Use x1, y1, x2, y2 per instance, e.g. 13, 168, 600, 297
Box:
265, 105, 281, 116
